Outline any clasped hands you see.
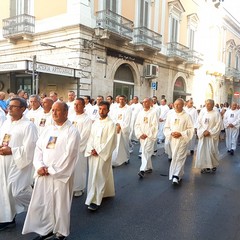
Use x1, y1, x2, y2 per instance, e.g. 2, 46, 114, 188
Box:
37, 167, 49, 176
0, 146, 12, 156
171, 132, 182, 138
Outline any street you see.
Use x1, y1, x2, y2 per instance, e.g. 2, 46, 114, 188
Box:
1, 140, 240, 240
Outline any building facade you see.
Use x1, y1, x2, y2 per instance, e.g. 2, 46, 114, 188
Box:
0, 0, 239, 107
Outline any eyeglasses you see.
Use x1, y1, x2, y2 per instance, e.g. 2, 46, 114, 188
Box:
8, 105, 22, 109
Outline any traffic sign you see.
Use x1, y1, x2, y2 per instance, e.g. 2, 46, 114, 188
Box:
151, 82, 156, 90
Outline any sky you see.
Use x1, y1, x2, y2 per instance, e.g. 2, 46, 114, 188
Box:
222, 0, 240, 22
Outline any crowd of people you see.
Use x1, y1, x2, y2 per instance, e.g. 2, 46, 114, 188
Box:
0, 89, 239, 240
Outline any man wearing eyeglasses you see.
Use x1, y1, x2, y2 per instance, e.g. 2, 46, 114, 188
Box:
0, 97, 38, 231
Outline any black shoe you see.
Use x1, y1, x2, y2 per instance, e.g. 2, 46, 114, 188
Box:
33, 232, 54, 240
230, 149, 234, 155
152, 150, 157, 156
212, 167, 217, 173
168, 158, 172, 162
190, 150, 194, 155
201, 168, 211, 174
50, 234, 67, 240
145, 169, 153, 174
0, 218, 16, 231
125, 159, 130, 165
172, 176, 179, 185
138, 171, 145, 178
88, 203, 98, 211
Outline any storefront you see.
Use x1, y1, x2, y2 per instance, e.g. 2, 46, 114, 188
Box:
0, 60, 80, 100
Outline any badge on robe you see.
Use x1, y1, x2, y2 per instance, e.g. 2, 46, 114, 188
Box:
174, 119, 180, 125
92, 109, 98, 115
72, 121, 77, 127
144, 117, 148, 123
118, 114, 122, 120
39, 118, 46, 127
2, 133, 11, 146
230, 114, 234, 118
30, 118, 35, 123
204, 118, 209, 124
46, 136, 57, 149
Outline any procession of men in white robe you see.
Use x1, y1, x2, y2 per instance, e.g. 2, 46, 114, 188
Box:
1, 92, 240, 238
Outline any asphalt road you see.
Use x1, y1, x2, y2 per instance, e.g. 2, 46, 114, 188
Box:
1, 139, 240, 240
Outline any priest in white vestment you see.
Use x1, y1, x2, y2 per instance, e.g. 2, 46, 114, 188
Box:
22, 102, 80, 240
37, 97, 54, 136
66, 90, 76, 118
135, 98, 158, 178
223, 102, 240, 155
195, 99, 222, 173
111, 95, 131, 167
184, 99, 198, 155
158, 99, 170, 143
0, 97, 38, 231
25, 95, 43, 125
129, 96, 143, 143
164, 98, 194, 185
70, 97, 92, 197
85, 101, 117, 211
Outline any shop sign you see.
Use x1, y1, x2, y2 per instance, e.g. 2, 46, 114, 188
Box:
28, 61, 74, 77
0, 61, 27, 72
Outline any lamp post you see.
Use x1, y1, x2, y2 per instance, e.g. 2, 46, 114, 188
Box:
32, 55, 36, 94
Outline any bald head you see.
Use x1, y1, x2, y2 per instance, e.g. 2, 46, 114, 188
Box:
52, 102, 68, 125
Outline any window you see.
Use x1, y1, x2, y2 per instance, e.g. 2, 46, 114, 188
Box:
139, 0, 149, 27
188, 29, 195, 50
236, 56, 239, 70
170, 17, 179, 42
105, 0, 117, 12
187, 14, 199, 50
168, 0, 185, 43
227, 52, 231, 67
10, 0, 32, 16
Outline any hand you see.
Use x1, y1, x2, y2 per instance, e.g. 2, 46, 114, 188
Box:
0, 146, 12, 156
116, 123, 121, 134
140, 134, 147, 140
203, 130, 210, 137
37, 167, 49, 176
91, 149, 98, 156
171, 132, 182, 138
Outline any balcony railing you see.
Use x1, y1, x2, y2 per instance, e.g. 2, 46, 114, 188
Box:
133, 26, 162, 51
2, 14, 35, 38
187, 50, 203, 65
225, 67, 240, 80
95, 9, 133, 40
167, 42, 189, 61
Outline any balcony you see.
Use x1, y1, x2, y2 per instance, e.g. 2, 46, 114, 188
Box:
133, 26, 162, 52
167, 42, 189, 64
186, 50, 203, 69
3, 14, 35, 43
95, 9, 133, 43
225, 67, 240, 82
